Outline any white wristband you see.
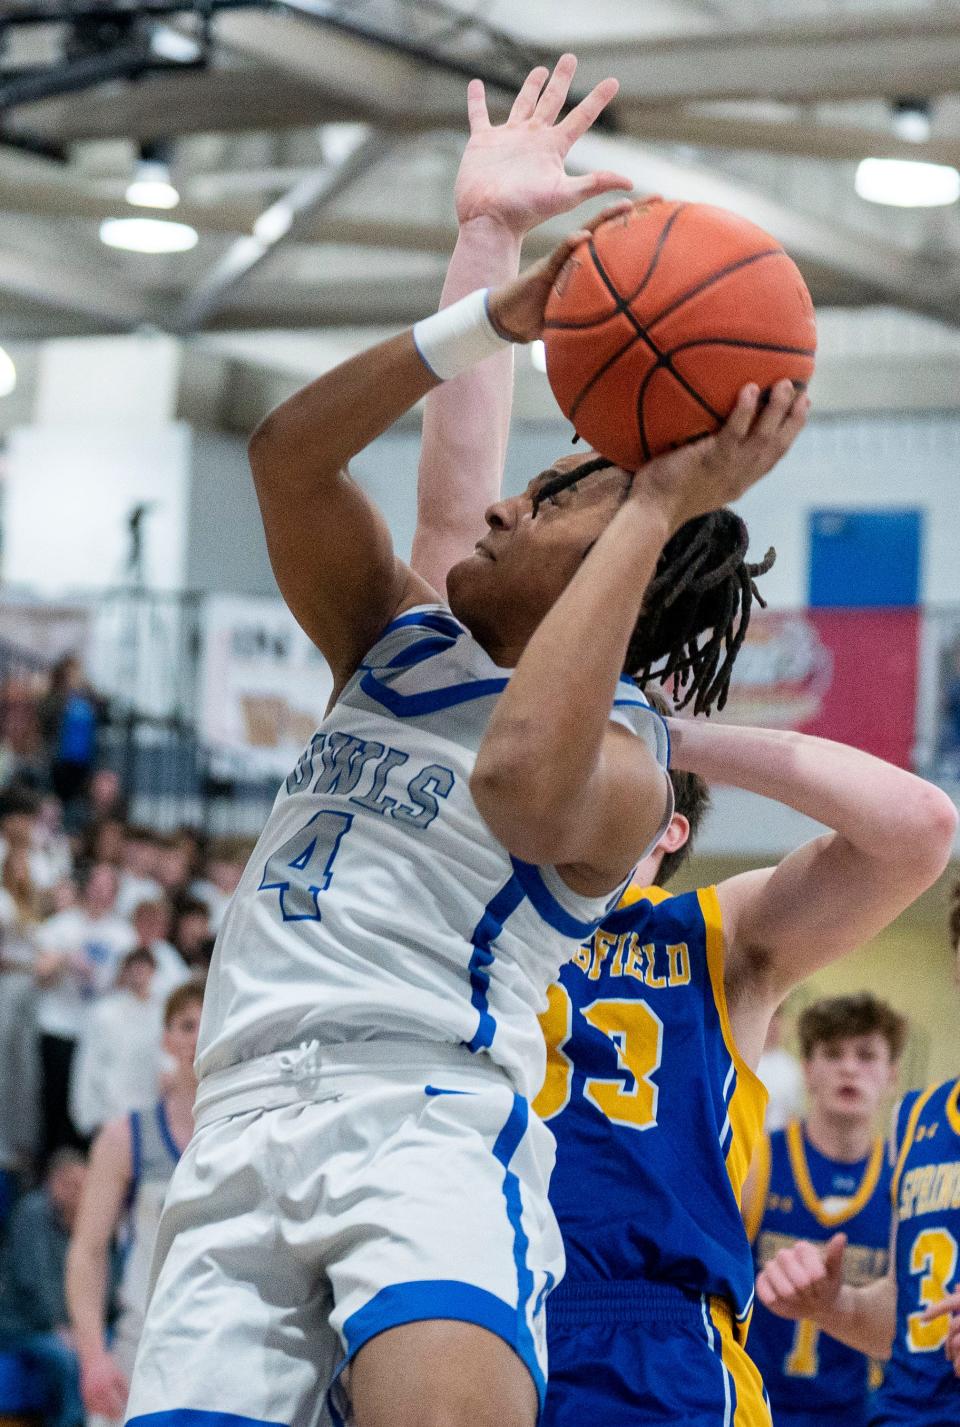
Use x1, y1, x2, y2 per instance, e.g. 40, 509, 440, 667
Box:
412, 288, 514, 382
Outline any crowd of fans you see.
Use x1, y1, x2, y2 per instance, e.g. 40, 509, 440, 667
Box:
0, 657, 253, 1425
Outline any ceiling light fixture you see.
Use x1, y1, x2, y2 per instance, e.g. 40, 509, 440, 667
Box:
855, 157, 960, 208
891, 98, 932, 145
126, 158, 180, 210
0, 347, 16, 398
100, 217, 199, 253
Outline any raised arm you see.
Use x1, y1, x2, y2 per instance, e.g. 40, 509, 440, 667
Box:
412, 54, 630, 593
667, 719, 958, 1061
66, 1118, 133, 1419
471, 362, 808, 892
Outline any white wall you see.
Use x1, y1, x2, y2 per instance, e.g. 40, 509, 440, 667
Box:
4, 422, 190, 594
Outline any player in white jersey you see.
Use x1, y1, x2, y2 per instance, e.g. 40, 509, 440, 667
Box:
66, 981, 202, 1424
125, 57, 809, 1427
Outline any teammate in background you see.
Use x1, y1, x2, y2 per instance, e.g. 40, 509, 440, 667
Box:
66, 980, 202, 1425
745, 994, 906, 1427
756, 888, 960, 1426
126, 58, 808, 1427
412, 69, 959, 1427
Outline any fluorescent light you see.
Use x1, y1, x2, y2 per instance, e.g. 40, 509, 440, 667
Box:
855, 157, 960, 208
126, 161, 180, 209
530, 339, 547, 373
253, 201, 294, 243
100, 217, 198, 253
149, 26, 202, 63
0, 347, 15, 398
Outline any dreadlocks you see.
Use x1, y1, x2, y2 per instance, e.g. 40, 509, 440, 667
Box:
532, 455, 775, 716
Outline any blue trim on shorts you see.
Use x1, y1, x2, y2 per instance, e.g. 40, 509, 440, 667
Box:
466, 873, 526, 1053
509, 857, 602, 940
492, 1092, 544, 1410
127, 1411, 287, 1427
385, 636, 458, 669
381, 609, 464, 639
331, 1279, 545, 1424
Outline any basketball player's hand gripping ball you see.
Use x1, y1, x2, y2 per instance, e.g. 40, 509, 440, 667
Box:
456, 52, 634, 237
543, 199, 817, 470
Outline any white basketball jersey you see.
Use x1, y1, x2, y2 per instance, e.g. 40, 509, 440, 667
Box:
196, 605, 669, 1101
119, 1102, 181, 1321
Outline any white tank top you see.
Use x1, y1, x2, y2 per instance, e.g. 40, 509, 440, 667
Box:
196, 606, 669, 1101
118, 1101, 181, 1319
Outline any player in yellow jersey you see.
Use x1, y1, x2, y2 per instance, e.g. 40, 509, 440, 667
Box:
757, 884, 960, 1426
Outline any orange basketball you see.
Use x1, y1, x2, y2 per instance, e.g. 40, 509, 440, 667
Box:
542, 198, 816, 470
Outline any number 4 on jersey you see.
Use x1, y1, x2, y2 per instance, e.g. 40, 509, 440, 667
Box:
259, 811, 354, 922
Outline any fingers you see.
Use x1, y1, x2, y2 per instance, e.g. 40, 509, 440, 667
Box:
756, 1240, 833, 1320
716, 383, 760, 448
566, 172, 634, 202
466, 78, 490, 133
534, 52, 578, 126
559, 75, 620, 145
509, 65, 550, 124
823, 1232, 848, 1281
752, 377, 804, 442
541, 228, 591, 282
922, 1291, 960, 1322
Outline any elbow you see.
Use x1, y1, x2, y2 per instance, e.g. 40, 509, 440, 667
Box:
906, 783, 958, 881
470, 761, 573, 866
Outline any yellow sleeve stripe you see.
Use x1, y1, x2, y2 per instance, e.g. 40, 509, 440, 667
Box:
892, 1081, 946, 1204
785, 1120, 885, 1227
700, 884, 769, 1201
743, 1133, 772, 1244
946, 1078, 960, 1138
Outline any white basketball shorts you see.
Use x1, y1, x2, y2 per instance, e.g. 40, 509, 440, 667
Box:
124, 1040, 563, 1427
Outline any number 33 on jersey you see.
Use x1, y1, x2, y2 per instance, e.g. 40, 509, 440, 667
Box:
535, 884, 768, 1331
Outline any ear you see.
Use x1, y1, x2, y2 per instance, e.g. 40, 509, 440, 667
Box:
657, 811, 690, 856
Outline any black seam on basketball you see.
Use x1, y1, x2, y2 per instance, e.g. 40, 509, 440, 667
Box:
569, 331, 647, 423
662, 356, 723, 423
645, 249, 784, 333
665, 336, 817, 358
543, 204, 687, 332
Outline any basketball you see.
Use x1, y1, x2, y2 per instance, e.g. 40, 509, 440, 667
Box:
542, 198, 817, 470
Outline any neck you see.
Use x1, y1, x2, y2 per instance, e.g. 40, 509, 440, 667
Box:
805, 1107, 874, 1163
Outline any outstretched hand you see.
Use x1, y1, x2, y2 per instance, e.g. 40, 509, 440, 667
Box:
456, 53, 632, 237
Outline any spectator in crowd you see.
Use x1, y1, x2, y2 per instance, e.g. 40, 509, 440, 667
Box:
129, 899, 188, 1002
190, 837, 248, 933
86, 770, 125, 827
38, 657, 101, 833
34, 863, 135, 1158
68, 949, 164, 1138
170, 897, 211, 971
36, 795, 73, 887
758, 1002, 806, 1131
0, 1148, 92, 1427
0, 785, 58, 895
0, 947, 41, 1229
67, 980, 203, 1426
0, 673, 44, 789
0, 845, 44, 967
153, 834, 193, 909
77, 816, 126, 875
115, 827, 163, 919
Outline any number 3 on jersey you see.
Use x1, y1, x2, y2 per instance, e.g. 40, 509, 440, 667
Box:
259, 811, 353, 922
534, 981, 664, 1130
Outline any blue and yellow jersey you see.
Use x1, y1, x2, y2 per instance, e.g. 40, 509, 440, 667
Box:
537, 883, 767, 1333
747, 1121, 892, 1425
871, 1076, 960, 1427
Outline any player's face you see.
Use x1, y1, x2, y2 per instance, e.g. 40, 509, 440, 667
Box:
804, 1032, 897, 1124
163, 1001, 202, 1071
446, 454, 631, 655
